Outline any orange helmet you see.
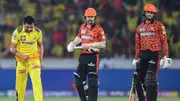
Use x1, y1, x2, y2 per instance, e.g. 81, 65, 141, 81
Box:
84, 8, 97, 16
144, 4, 157, 13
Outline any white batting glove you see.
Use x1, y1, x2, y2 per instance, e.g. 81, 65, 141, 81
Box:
132, 59, 140, 67
67, 42, 74, 52
160, 56, 172, 68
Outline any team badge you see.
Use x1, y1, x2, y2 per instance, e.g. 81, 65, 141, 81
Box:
20, 35, 26, 41
81, 29, 86, 34
101, 31, 104, 35
162, 26, 166, 34
139, 27, 145, 32
162, 26, 165, 30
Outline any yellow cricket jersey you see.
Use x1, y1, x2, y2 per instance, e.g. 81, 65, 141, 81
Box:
11, 26, 42, 62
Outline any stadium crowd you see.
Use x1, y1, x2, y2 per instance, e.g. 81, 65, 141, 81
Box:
0, 0, 179, 58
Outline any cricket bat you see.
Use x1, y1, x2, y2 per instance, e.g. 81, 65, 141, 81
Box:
74, 46, 82, 49
128, 92, 136, 101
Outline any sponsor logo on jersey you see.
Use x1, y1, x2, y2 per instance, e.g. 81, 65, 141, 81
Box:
140, 32, 155, 36
22, 41, 36, 45
139, 27, 145, 32
81, 35, 93, 40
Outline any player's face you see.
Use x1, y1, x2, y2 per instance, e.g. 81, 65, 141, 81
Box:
24, 23, 34, 33
145, 11, 155, 20
86, 16, 95, 24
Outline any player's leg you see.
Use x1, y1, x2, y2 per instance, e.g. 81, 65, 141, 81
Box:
145, 52, 159, 101
134, 72, 145, 101
74, 55, 88, 101
87, 54, 99, 101
134, 58, 149, 101
16, 61, 28, 101
28, 60, 43, 101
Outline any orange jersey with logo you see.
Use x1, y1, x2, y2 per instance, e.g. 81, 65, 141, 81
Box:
77, 24, 105, 54
135, 20, 168, 59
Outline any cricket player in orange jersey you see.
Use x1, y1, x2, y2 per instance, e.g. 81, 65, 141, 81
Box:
129, 4, 172, 101
67, 8, 106, 101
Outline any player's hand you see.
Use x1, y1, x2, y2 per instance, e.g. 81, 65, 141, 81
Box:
22, 56, 30, 61
132, 59, 140, 67
67, 42, 74, 52
40, 64, 44, 68
88, 47, 98, 53
160, 56, 172, 69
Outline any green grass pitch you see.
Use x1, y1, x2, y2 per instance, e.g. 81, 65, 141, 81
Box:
0, 97, 180, 101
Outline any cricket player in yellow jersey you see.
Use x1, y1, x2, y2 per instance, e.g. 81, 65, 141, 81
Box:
10, 16, 44, 101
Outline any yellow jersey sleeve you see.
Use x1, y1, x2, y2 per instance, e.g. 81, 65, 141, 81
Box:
37, 30, 42, 42
11, 29, 19, 44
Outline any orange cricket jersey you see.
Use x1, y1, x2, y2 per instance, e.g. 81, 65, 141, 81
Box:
77, 24, 105, 54
135, 20, 168, 59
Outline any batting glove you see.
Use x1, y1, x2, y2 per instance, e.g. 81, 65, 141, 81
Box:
67, 42, 74, 52
132, 59, 140, 67
160, 56, 172, 69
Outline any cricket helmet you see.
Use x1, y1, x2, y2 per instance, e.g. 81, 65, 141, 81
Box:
84, 8, 97, 16
144, 4, 157, 13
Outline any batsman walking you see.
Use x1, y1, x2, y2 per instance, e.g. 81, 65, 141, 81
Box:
67, 8, 106, 101
129, 4, 172, 101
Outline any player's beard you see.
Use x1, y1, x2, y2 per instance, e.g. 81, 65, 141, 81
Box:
87, 20, 94, 25
145, 14, 154, 21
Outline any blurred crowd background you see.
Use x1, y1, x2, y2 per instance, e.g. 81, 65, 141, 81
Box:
0, 0, 179, 98
0, 0, 179, 59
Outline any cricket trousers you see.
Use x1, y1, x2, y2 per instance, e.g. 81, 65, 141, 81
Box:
77, 53, 99, 81
136, 50, 160, 101
16, 60, 43, 101
75, 53, 99, 101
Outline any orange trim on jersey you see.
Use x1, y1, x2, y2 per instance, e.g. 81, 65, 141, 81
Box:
15, 56, 39, 62
18, 69, 26, 73
96, 54, 99, 72
32, 65, 41, 69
